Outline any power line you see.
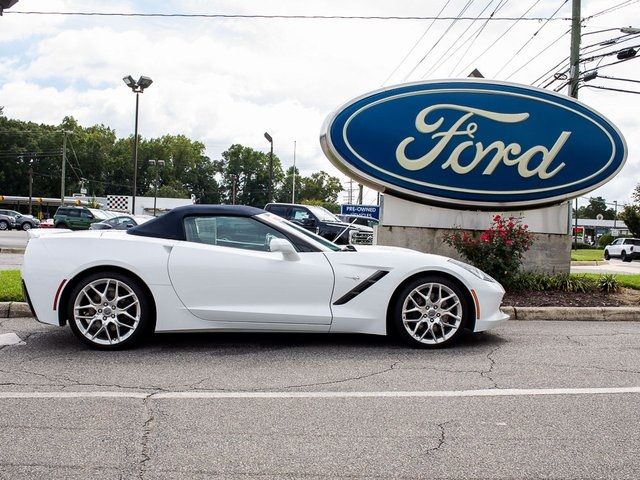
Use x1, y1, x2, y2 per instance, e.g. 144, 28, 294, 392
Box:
584, 0, 640, 20
402, 0, 476, 80
582, 84, 640, 94
454, 0, 542, 77
494, 0, 570, 78
447, 0, 510, 76
421, 0, 495, 78
505, 27, 571, 81
3, 10, 573, 21
381, 0, 452, 86
597, 74, 640, 83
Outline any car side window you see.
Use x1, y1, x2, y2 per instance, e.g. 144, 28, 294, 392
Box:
183, 216, 288, 252
291, 207, 311, 221
268, 205, 288, 217
68, 210, 81, 218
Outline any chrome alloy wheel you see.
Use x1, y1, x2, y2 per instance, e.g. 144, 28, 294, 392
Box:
401, 282, 463, 345
72, 278, 141, 346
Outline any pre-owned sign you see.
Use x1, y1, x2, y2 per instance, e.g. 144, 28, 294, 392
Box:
320, 80, 627, 209
341, 204, 380, 220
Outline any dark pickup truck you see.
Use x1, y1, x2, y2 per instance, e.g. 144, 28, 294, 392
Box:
264, 203, 373, 245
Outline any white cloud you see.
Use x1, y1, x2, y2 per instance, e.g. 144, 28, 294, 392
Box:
0, 0, 638, 205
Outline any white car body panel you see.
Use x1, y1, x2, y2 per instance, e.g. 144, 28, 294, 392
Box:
21, 213, 508, 338
168, 242, 334, 325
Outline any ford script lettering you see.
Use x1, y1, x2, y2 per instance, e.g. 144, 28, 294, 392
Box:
320, 80, 627, 209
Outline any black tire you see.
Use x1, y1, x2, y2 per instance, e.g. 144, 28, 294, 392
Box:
621, 251, 628, 262
392, 275, 470, 349
67, 271, 154, 350
55, 222, 69, 229
22, 222, 32, 231
604, 250, 610, 260
0, 220, 8, 231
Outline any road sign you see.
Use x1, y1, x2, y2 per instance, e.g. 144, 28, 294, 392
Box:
341, 204, 380, 220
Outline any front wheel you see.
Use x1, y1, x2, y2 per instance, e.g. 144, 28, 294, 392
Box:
392, 275, 470, 348
67, 272, 153, 350
22, 222, 32, 231
604, 250, 610, 260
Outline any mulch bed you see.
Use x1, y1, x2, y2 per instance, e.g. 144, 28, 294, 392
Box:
503, 288, 640, 307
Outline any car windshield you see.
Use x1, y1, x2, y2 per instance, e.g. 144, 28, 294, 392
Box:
307, 206, 340, 222
258, 213, 342, 252
89, 209, 109, 220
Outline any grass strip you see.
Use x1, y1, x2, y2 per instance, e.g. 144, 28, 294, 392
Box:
0, 270, 23, 302
571, 249, 605, 261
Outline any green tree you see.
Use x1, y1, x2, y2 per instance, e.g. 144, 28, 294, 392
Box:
297, 171, 343, 204
216, 144, 284, 207
575, 196, 616, 220
633, 184, 640, 203
620, 205, 640, 237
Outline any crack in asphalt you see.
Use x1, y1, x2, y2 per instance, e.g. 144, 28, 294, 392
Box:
479, 344, 501, 389
426, 421, 449, 455
276, 361, 400, 391
138, 393, 157, 480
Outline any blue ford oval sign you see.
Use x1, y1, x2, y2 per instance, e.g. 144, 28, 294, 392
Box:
320, 80, 627, 209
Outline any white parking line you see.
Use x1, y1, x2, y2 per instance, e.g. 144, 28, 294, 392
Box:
0, 333, 24, 346
1, 386, 640, 400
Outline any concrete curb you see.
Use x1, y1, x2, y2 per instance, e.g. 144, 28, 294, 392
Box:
0, 248, 25, 254
501, 306, 640, 322
0, 302, 33, 318
570, 260, 607, 266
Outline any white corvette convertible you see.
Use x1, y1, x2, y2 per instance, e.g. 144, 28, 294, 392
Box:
21, 205, 508, 350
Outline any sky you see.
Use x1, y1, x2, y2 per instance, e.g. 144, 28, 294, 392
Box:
0, 0, 638, 208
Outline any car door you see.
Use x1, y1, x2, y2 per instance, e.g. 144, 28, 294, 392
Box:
168, 215, 334, 325
609, 239, 622, 256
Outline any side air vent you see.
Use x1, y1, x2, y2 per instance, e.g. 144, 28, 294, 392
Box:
333, 270, 389, 306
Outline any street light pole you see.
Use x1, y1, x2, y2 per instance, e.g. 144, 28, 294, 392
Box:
28, 159, 33, 215
148, 159, 165, 216
123, 75, 153, 215
132, 92, 140, 214
292, 140, 296, 204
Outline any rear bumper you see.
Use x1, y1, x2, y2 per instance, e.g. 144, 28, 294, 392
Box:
21, 280, 37, 319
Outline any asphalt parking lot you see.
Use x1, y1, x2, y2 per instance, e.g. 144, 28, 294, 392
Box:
1, 318, 640, 479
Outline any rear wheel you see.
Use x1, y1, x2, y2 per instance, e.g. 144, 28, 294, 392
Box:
392, 275, 470, 348
621, 251, 628, 262
55, 222, 69, 229
67, 271, 153, 350
0, 220, 8, 231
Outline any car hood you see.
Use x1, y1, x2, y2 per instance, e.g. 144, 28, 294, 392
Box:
325, 221, 373, 232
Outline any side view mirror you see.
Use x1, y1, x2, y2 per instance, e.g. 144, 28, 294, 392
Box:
269, 238, 300, 261
126, 223, 134, 229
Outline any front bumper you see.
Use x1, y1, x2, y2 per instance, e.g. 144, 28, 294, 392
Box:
21, 280, 37, 319
471, 279, 510, 332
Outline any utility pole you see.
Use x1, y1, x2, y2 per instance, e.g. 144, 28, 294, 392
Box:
569, 0, 581, 243
357, 184, 363, 205
231, 174, 237, 205
28, 159, 33, 215
348, 179, 353, 204
614, 200, 618, 228
292, 141, 297, 204
61, 131, 68, 205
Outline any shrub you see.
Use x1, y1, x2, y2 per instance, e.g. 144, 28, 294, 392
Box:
597, 274, 620, 293
508, 272, 621, 294
598, 234, 613, 248
572, 242, 599, 250
444, 215, 534, 286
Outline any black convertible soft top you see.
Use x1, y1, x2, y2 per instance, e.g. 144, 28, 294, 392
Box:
127, 204, 266, 241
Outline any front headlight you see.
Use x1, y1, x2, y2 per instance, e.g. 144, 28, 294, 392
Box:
447, 258, 497, 283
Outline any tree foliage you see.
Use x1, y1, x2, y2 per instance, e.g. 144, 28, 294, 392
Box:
575, 196, 616, 220
0, 116, 219, 203
621, 205, 640, 237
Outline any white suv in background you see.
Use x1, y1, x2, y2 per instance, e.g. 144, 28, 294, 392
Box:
604, 238, 640, 262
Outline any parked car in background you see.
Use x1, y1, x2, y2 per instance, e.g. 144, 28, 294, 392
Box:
0, 212, 17, 231
40, 219, 55, 229
337, 214, 380, 229
53, 206, 113, 230
0, 209, 41, 230
604, 238, 640, 262
264, 203, 373, 245
89, 215, 152, 230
